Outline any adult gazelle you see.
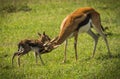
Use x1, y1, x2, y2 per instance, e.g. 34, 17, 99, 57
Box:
43, 7, 111, 63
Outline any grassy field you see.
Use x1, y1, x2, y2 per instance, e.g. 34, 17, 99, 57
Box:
0, 0, 120, 79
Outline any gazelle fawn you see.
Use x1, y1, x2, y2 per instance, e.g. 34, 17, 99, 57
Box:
12, 32, 51, 67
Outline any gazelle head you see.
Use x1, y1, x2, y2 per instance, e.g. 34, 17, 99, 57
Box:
42, 36, 60, 53
38, 32, 51, 44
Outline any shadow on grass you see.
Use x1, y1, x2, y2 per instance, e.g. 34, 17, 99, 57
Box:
96, 53, 120, 60
0, 54, 26, 79
79, 53, 120, 63
0, 64, 26, 79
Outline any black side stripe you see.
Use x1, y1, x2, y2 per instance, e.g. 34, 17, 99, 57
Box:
76, 14, 91, 31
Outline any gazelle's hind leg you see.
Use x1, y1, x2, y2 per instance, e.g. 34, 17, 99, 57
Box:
38, 54, 45, 65
91, 12, 111, 56
95, 28, 111, 56
35, 51, 45, 65
87, 29, 98, 57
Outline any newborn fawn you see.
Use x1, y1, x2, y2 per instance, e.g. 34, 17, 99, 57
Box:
12, 32, 51, 67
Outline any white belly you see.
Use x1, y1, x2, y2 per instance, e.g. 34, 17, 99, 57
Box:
78, 19, 91, 33
69, 19, 91, 38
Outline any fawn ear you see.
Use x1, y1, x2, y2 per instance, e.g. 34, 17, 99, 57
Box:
43, 31, 45, 35
38, 32, 41, 36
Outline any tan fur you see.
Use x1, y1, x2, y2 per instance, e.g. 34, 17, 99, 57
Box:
55, 7, 96, 45
44, 7, 111, 62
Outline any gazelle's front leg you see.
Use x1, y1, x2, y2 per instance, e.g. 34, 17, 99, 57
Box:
12, 52, 19, 66
16, 52, 25, 67
18, 54, 23, 67
62, 40, 68, 63
74, 31, 78, 61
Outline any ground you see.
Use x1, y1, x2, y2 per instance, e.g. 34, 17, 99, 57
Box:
0, 0, 120, 79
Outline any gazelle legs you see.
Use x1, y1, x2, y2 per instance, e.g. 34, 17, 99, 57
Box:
87, 29, 98, 57
62, 40, 68, 63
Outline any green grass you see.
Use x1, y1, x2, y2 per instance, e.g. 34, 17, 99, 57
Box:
0, 0, 120, 79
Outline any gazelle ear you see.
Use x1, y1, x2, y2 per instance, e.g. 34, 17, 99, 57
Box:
43, 31, 45, 35
38, 32, 41, 36
50, 36, 58, 43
